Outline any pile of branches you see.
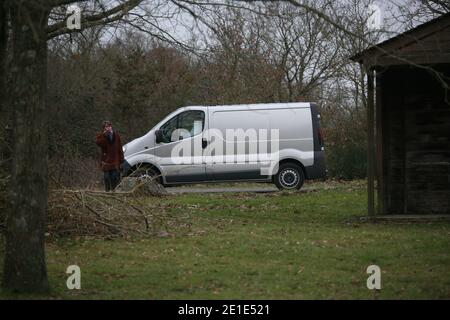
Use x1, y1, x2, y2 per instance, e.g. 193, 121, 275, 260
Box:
47, 178, 191, 239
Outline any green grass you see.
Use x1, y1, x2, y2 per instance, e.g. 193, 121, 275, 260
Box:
1, 180, 449, 299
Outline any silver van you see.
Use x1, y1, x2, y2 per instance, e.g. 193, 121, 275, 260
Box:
122, 102, 326, 190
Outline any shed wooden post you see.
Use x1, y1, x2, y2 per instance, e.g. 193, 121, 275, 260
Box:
375, 70, 384, 215
367, 68, 375, 216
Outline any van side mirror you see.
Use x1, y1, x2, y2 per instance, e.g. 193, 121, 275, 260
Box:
155, 130, 163, 143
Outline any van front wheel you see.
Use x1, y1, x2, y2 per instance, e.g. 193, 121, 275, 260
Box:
130, 165, 162, 184
274, 163, 305, 190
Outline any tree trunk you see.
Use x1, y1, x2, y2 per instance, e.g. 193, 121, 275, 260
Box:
0, 0, 9, 114
2, 1, 50, 293
0, 1, 13, 165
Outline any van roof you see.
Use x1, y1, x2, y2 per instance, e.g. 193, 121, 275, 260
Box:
185, 102, 312, 111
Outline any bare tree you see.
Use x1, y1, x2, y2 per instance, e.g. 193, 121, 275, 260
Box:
1, 0, 143, 293
264, 0, 340, 102
388, 0, 450, 29
193, 6, 281, 104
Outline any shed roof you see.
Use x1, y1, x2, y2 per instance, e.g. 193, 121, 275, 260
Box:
351, 12, 450, 67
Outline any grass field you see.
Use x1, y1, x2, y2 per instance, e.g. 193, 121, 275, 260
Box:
1, 180, 449, 299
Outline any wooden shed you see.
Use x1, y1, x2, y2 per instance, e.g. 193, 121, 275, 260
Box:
351, 13, 450, 216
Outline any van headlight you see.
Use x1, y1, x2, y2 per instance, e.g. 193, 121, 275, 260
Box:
122, 144, 127, 154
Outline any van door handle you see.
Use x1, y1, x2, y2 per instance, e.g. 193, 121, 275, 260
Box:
202, 138, 208, 149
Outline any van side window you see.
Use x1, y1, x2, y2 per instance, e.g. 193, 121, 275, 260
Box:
160, 115, 178, 143
159, 111, 205, 143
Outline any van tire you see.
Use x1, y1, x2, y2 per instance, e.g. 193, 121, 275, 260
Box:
131, 164, 162, 184
274, 162, 305, 190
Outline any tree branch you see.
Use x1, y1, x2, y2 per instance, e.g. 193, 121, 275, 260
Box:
46, 0, 143, 39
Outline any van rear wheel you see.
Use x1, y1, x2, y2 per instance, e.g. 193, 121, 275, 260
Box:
274, 163, 305, 190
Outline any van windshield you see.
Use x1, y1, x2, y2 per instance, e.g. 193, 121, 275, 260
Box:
159, 110, 205, 143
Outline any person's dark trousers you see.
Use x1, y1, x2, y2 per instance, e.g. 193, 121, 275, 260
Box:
104, 169, 120, 191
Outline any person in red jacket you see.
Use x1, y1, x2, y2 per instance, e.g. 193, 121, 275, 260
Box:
96, 120, 124, 191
